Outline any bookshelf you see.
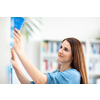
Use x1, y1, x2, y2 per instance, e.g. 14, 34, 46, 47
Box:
40, 39, 61, 73
88, 40, 100, 84
40, 39, 100, 84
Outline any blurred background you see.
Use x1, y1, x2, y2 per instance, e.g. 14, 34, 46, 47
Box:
1, 17, 100, 84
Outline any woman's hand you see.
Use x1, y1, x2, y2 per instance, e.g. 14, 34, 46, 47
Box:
11, 48, 19, 70
11, 48, 31, 84
13, 28, 22, 53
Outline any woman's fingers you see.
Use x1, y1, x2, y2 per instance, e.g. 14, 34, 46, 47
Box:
14, 31, 21, 41
14, 28, 21, 36
14, 27, 22, 39
11, 48, 17, 61
13, 28, 22, 51
14, 28, 19, 33
14, 34, 19, 42
11, 49, 15, 60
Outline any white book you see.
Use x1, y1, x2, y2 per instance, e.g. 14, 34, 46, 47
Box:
53, 42, 57, 53
42, 60, 46, 71
52, 60, 58, 71
48, 42, 51, 53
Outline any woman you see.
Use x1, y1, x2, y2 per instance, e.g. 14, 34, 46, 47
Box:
11, 28, 88, 84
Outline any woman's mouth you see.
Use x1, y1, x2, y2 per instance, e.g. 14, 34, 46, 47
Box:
58, 54, 63, 57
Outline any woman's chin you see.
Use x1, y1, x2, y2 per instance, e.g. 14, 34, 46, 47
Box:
57, 58, 61, 62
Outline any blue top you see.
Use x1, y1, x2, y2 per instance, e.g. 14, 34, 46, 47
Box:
30, 69, 81, 84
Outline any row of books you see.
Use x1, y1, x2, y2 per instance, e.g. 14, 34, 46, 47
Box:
90, 43, 100, 54
89, 60, 100, 71
42, 59, 61, 72
42, 41, 87, 54
42, 41, 61, 53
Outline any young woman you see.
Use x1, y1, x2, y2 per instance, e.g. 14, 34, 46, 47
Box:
11, 28, 88, 84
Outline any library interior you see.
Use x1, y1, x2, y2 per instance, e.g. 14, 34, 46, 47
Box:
1, 17, 100, 84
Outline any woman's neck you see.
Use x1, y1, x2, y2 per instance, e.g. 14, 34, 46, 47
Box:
60, 63, 72, 72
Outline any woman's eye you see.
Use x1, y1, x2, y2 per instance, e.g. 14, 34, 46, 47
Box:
60, 46, 62, 49
65, 48, 68, 51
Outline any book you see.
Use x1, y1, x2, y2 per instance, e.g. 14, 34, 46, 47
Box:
14, 17, 25, 30
53, 42, 57, 53
7, 65, 13, 84
10, 17, 14, 48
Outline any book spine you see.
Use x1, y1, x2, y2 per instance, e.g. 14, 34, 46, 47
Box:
57, 42, 60, 53
45, 41, 49, 53
42, 59, 59, 72
51, 42, 53, 53
42, 41, 45, 53
53, 42, 57, 53
44, 59, 48, 70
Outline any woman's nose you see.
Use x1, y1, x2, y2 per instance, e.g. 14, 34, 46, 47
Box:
59, 49, 63, 53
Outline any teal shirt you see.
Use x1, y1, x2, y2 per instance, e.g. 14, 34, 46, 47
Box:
30, 69, 81, 84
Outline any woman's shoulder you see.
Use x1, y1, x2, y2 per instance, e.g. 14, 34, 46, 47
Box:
52, 69, 60, 73
51, 68, 80, 78
62, 68, 81, 77
57, 68, 81, 84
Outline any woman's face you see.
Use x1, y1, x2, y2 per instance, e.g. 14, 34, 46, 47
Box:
57, 40, 73, 63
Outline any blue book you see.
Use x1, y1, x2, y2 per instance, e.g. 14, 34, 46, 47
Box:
51, 42, 53, 53
14, 17, 25, 30
57, 42, 60, 52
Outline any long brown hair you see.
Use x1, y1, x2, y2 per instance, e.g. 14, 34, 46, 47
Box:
62, 37, 88, 84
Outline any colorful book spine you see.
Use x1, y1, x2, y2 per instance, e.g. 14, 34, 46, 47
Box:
42, 59, 58, 72
42, 41, 46, 53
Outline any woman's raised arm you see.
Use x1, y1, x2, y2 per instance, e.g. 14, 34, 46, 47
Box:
13, 28, 47, 84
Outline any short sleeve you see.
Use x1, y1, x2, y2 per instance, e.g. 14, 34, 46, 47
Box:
46, 72, 71, 84
46, 69, 81, 84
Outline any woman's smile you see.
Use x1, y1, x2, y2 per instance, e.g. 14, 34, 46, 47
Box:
58, 54, 63, 58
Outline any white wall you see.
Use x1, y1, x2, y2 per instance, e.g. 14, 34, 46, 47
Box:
0, 17, 11, 83
39, 17, 100, 40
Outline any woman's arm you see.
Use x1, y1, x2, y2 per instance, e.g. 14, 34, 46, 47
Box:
13, 28, 47, 84
11, 49, 30, 84
14, 65, 31, 84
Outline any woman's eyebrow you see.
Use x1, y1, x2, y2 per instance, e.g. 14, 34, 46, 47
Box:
61, 45, 70, 50
65, 47, 69, 50
60, 45, 70, 50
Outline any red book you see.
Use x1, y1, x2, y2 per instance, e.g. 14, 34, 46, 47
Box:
44, 60, 48, 70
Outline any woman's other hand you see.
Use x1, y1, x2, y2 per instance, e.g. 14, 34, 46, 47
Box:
11, 48, 19, 70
